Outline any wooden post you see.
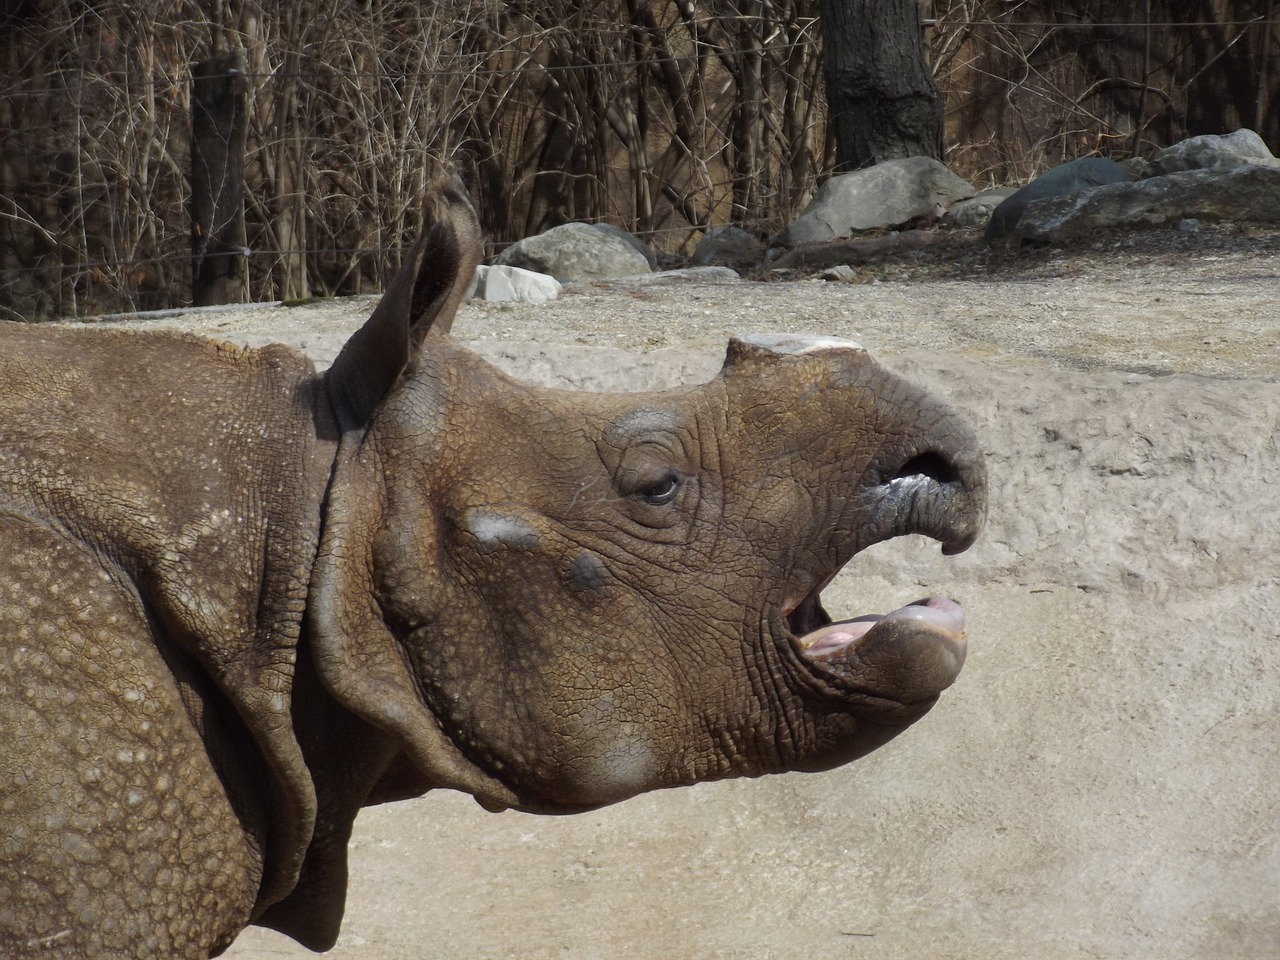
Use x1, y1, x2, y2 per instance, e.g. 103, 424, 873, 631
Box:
191, 50, 247, 307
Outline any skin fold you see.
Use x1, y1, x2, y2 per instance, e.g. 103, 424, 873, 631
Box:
0, 179, 986, 958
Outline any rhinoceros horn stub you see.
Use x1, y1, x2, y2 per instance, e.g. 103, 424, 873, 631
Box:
721, 332, 866, 372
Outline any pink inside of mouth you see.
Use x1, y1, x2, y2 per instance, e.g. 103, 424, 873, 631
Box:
802, 597, 966, 656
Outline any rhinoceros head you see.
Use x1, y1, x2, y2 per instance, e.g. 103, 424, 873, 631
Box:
311, 180, 986, 815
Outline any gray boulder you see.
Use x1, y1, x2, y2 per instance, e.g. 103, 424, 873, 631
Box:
590, 222, 659, 270
770, 157, 974, 250
495, 222, 653, 281
1142, 128, 1278, 178
819, 264, 857, 282
1014, 163, 1280, 242
986, 157, 1130, 240
947, 187, 1018, 230
471, 264, 561, 303
1119, 156, 1148, 179
693, 226, 763, 267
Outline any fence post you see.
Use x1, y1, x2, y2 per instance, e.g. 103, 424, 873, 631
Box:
191, 50, 247, 307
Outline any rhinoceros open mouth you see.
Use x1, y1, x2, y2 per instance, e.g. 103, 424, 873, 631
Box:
784, 589, 968, 707
774, 444, 982, 709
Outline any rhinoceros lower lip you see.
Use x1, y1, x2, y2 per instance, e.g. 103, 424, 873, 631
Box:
785, 594, 968, 701
797, 596, 966, 653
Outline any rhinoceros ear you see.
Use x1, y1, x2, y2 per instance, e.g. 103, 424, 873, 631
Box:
326, 176, 483, 432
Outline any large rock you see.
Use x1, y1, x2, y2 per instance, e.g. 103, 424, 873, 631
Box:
589, 222, 659, 269
495, 222, 653, 281
770, 157, 974, 250
692, 226, 763, 267
1142, 128, 1278, 177
1014, 163, 1280, 242
947, 187, 1018, 230
986, 157, 1130, 240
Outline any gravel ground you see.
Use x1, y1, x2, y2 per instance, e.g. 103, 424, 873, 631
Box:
97, 223, 1280, 380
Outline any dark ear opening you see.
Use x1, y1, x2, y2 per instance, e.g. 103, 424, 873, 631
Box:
325, 176, 483, 432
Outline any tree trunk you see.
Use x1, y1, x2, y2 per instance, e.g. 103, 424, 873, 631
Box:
818, 0, 942, 170
191, 50, 247, 307
731, 0, 765, 224
274, 59, 308, 302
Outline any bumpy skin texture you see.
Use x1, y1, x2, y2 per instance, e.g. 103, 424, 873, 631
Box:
0, 180, 986, 958
0, 329, 333, 956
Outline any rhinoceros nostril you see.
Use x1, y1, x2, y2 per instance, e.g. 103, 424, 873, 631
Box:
891, 451, 958, 486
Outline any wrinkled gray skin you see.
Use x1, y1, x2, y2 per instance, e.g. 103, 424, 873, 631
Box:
0, 180, 986, 958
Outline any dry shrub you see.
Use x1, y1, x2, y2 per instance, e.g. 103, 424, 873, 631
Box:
929, 0, 1279, 186
0, 0, 1274, 317
0, 0, 828, 315
0, 3, 194, 317
455, 1, 827, 252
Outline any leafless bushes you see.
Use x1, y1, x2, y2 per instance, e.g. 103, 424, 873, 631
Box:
230, 2, 495, 301
0, 5, 192, 317
930, 0, 1279, 186
445, 2, 827, 261
0, 0, 828, 316
0, 1, 1275, 318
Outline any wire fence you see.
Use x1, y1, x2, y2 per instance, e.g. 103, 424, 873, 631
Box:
0, 0, 1275, 319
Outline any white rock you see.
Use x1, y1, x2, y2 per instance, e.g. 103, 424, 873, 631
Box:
471, 265, 561, 303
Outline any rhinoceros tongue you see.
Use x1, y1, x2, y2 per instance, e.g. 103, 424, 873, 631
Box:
800, 597, 966, 656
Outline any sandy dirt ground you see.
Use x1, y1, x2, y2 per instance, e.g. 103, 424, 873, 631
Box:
93, 227, 1278, 959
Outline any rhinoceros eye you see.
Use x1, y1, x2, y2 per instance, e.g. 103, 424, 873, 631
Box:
638, 472, 681, 506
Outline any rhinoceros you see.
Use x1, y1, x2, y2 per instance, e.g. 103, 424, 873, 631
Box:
0, 179, 986, 958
